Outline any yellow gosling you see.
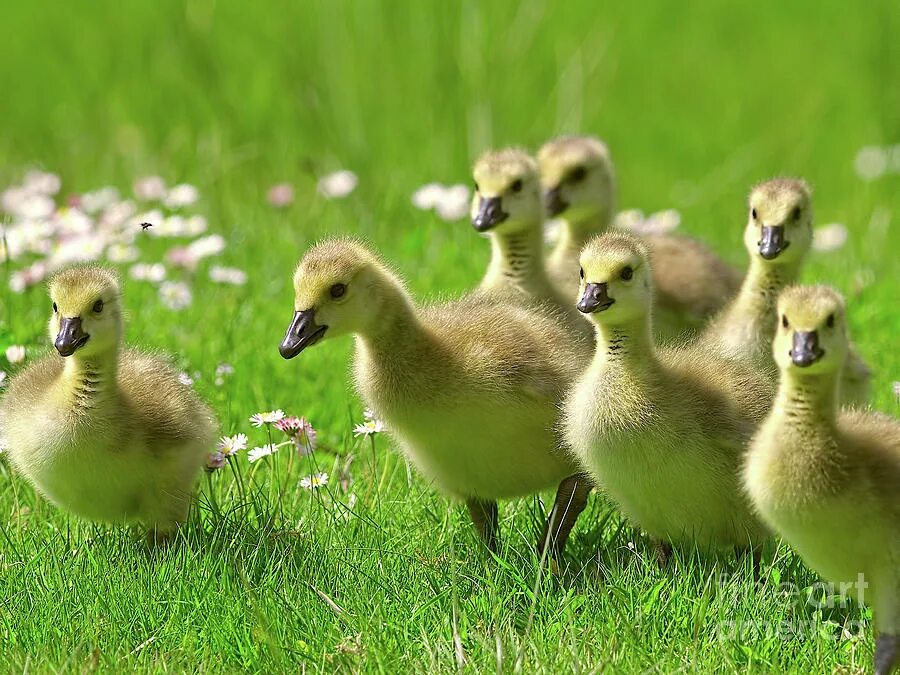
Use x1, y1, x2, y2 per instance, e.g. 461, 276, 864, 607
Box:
279, 238, 593, 556
538, 135, 741, 340
745, 285, 899, 675
564, 232, 771, 555
0, 267, 217, 540
701, 178, 871, 406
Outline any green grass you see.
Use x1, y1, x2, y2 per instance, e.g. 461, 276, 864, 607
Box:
1, 1, 899, 671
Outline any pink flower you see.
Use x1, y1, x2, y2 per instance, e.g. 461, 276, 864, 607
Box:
275, 416, 317, 455
267, 183, 295, 208
206, 450, 227, 471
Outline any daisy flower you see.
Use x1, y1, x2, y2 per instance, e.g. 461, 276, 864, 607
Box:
164, 184, 199, 209
217, 433, 248, 457
5, 345, 26, 365
893, 381, 900, 399
853, 146, 887, 181
159, 281, 193, 310
214, 362, 234, 387
133, 176, 167, 201
206, 450, 227, 471
106, 243, 139, 263
209, 266, 247, 285
80, 187, 120, 214
186, 234, 225, 260
267, 182, 295, 208
300, 472, 329, 490
275, 416, 317, 455
129, 262, 166, 283
248, 443, 279, 463
177, 372, 194, 386
411, 183, 444, 210
24, 170, 61, 195
249, 410, 285, 427
434, 184, 470, 221
812, 223, 848, 252
317, 170, 357, 199
0, 371, 7, 388
353, 419, 385, 437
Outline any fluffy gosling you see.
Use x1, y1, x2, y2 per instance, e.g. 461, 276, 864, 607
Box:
563, 232, 771, 554
0, 267, 217, 540
538, 135, 742, 340
280, 238, 592, 555
744, 285, 899, 675
470, 148, 592, 342
701, 178, 871, 406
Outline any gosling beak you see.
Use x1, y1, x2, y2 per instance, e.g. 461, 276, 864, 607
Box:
279, 309, 327, 359
758, 225, 790, 260
577, 282, 615, 314
472, 196, 508, 232
789, 330, 824, 368
545, 185, 568, 217
55, 317, 90, 357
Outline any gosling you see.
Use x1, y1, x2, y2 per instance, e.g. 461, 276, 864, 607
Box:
563, 232, 771, 555
0, 267, 217, 539
471, 148, 592, 342
280, 238, 592, 556
701, 178, 871, 406
745, 285, 899, 675
538, 135, 742, 340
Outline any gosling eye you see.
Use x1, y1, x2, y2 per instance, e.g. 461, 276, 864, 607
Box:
792, 206, 802, 221
52, 302, 58, 313
510, 179, 523, 193
92, 299, 104, 314
620, 266, 634, 281
570, 166, 587, 183
330, 283, 347, 299
826, 313, 835, 328
781, 314, 789, 329
579, 267, 584, 280
751, 208, 758, 220
474, 181, 479, 193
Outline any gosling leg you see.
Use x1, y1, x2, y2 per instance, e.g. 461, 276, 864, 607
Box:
466, 498, 499, 553
875, 633, 898, 675
654, 540, 673, 568
537, 473, 592, 558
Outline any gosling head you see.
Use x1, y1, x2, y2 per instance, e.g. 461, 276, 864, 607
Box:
576, 232, 652, 326
537, 136, 615, 223
773, 285, 848, 376
745, 178, 812, 264
47, 266, 123, 359
471, 148, 542, 235
280, 238, 404, 359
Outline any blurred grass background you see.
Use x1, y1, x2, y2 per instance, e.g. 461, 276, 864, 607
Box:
1, 0, 898, 672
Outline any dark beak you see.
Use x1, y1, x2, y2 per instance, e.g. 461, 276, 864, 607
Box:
789, 330, 824, 367
577, 282, 615, 314
279, 310, 327, 359
55, 317, 90, 357
472, 196, 508, 232
545, 185, 568, 217
758, 225, 790, 260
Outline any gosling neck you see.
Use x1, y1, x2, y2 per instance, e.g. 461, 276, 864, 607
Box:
552, 208, 612, 262
61, 349, 119, 410
731, 256, 802, 325
356, 284, 426, 356
590, 311, 656, 374
485, 223, 551, 294
775, 369, 840, 429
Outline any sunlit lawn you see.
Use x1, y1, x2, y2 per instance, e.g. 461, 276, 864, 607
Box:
1, 1, 898, 671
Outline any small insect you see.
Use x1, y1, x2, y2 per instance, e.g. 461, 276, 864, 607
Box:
140, 222, 153, 231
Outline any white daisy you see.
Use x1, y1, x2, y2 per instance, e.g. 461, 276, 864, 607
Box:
209, 266, 247, 285
249, 410, 285, 427
164, 184, 200, 209
133, 176, 167, 201
5, 345, 26, 364
129, 262, 167, 283
217, 433, 248, 457
353, 419, 385, 437
106, 243, 139, 263
0, 371, 7, 388
318, 170, 358, 199
159, 281, 193, 310
853, 146, 887, 181
300, 472, 329, 490
812, 223, 849, 252
248, 444, 279, 463
434, 184, 470, 222
186, 234, 225, 260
